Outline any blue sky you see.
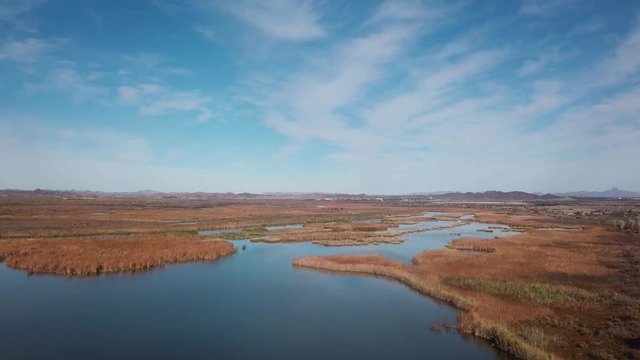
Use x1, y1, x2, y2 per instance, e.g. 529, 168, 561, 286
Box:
1, 0, 639, 194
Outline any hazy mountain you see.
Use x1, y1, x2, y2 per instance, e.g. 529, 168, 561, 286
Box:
408, 191, 455, 196
430, 191, 559, 201
554, 188, 640, 198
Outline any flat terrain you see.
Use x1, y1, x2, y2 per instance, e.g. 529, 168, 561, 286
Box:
0, 196, 429, 274
1, 195, 639, 359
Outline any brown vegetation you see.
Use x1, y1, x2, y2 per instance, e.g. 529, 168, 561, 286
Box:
0, 197, 426, 238
0, 235, 236, 276
0, 196, 435, 276
294, 210, 640, 360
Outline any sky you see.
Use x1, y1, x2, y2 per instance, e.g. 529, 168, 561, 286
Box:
0, 0, 639, 194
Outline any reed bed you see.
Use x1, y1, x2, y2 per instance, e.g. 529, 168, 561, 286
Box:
0, 235, 235, 276
444, 278, 596, 304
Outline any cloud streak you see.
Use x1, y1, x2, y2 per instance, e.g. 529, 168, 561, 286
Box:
215, 0, 326, 41
0, 37, 61, 62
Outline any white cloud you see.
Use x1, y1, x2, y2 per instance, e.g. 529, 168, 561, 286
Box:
122, 52, 191, 76
217, 0, 326, 41
435, 26, 489, 60
139, 91, 214, 123
252, 1, 510, 165
593, 20, 640, 86
24, 64, 107, 103
367, 0, 440, 24
257, 23, 421, 157
117, 84, 162, 103
364, 48, 507, 131
519, 0, 576, 16
49, 66, 105, 102
517, 45, 578, 77
0, 118, 153, 165
243, 5, 640, 193
0, 0, 43, 23
516, 80, 569, 117
557, 86, 640, 129
518, 57, 547, 76
0, 38, 59, 62
570, 19, 604, 35
56, 128, 153, 163
117, 86, 140, 103
115, 82, 213, 123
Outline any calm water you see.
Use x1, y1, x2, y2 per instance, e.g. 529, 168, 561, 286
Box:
265, 224, 304, 230
197, 228, 243, 235
0, 221, 514, 360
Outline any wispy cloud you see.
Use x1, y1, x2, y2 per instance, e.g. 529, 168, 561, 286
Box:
517, 47, 576, 77
117, 84, 163, 103
0, 0, 41, 19
236, 1, 640, 192
570, 18, 605, 35
215, 0, 326, 41
0, 37, 61, 62
125, 86, 214, 123
435, 25, 490, 60
123, 52, 191, 76
0, 117, 153, 165
56, 128, 153, 163
260, 23, 421, 154
593, 20, 640, 86
252, 1, 498, 159
519, 0, 577, 16
367, 0, 442, 24
25, 63, 107, 102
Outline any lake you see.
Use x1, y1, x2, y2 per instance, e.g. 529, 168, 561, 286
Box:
0, 221, 513, 359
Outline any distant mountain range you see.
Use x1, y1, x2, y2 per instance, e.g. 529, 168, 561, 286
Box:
425, 191, 560, 201
1, 188, 638, 200
413, 188, 640, 199
553, 188, 640, 198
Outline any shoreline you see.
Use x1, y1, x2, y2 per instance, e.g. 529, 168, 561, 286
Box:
292, 211, 639, 360
292, 255, 553, 360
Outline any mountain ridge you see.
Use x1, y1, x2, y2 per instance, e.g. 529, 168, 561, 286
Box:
554, 187, 640, 198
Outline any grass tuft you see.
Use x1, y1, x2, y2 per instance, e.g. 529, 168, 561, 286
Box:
218, 227, 269, 239
444, 277, 595, 304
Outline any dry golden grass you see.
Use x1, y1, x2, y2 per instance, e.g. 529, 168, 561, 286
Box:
0, 235, 236, 276
0, 197, 436, 276
350, 222, 392, 231
0, 197, 427, 238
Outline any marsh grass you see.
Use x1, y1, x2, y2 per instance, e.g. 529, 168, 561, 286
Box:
464, 317, 556, 360
218, 227, 268, 240
151, 230, 198, 237
0, 235, 236, 276
517, 325, 554, 349
444, 278, 595, 304
0, 230, 135, 239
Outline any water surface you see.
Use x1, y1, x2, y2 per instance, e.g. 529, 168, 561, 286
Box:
265, 224, 304, 230
0, 220, 514, 360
